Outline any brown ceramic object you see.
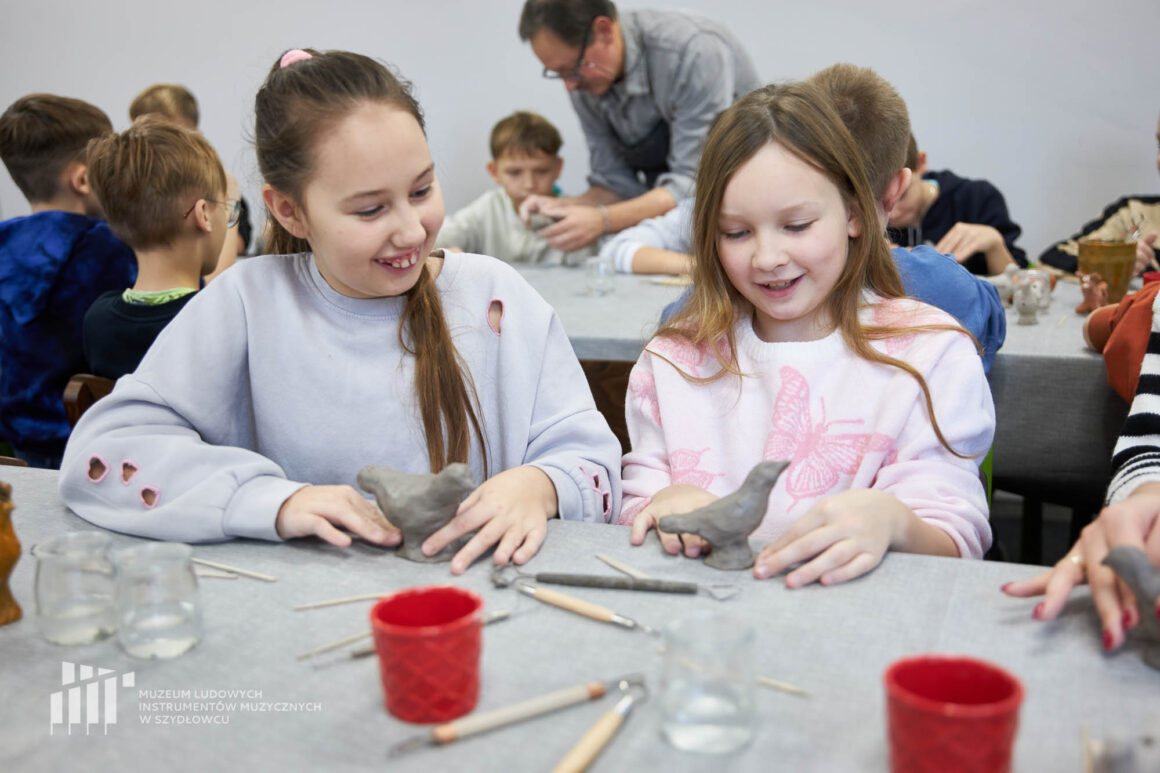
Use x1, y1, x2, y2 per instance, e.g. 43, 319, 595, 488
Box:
0, 481, 22, 625
357, 463, 476, 563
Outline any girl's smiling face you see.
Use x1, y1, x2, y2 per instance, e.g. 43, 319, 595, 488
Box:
716, 141, 861, 343
270, 101, 444, 299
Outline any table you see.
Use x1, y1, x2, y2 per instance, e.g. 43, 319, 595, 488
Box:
519, 267, 1129, 544
2, 466, 1156, 771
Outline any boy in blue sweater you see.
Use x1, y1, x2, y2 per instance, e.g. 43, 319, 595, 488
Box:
0, 95, 135, 467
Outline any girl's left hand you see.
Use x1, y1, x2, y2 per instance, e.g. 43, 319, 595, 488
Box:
754, 489, 909, 587
421, 465, 558, 575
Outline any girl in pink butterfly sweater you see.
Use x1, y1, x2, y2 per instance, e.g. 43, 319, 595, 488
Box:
621, 82, 994, 587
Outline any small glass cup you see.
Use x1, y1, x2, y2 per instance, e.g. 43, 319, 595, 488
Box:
585, 255, 615, 296
660, 612, 755, 754
33, 531, 116, 646
113, 542, 202, 659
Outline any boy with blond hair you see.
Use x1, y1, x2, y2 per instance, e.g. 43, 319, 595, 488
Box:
129, 83, 199, 129
0, 94, 136, 467
436, 111, 598, 265
83, 117, 235, 380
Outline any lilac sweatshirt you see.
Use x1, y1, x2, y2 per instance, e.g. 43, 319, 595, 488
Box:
59, 252, 621, 542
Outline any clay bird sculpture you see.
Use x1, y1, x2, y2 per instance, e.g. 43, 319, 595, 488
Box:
1102, 546, 1160, 670
357, 463, 476, 563
658, 460, 789, 570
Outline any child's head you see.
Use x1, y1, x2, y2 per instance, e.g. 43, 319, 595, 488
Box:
805, 64, 911, 219
129, 84, 199, 129
86, 116, 229, 274
886, 134, 929, 229
0, 94, 113, 213
255, 49, 480, 474
685, 81, 901, 345
255, 49, 442, 298
486, 111, 563, 208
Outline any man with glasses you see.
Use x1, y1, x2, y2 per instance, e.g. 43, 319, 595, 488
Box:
518, 0, 758, 252
81, 117, 237, 380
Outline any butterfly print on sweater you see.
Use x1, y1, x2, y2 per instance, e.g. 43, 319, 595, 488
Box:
763, 366, 893, 509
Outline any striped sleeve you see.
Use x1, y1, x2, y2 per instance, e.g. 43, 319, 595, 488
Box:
1107, 290, 1160, 504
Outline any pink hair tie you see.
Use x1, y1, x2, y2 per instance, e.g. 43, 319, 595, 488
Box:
280, 49, 313, 68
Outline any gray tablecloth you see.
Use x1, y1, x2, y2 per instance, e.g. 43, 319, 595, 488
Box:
519, 267, 1128, 509
1, 467, 1156, 771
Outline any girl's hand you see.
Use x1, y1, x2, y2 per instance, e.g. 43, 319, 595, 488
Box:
422, 465, 558, 575
754, 489, 911, 587
276, 485, 401, 547
1003, 482, 1160, 651
1135, 232, 1157, 275
629, 484, 718, 557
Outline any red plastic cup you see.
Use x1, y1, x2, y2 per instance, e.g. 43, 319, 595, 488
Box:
370, 585, 483, 723
884, 655, 1023, 773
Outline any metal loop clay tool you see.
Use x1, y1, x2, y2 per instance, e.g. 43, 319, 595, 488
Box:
551, 676, 648, 773
387, 673, 645, 758
490, 566, 658, 635
496, 563, 739, 601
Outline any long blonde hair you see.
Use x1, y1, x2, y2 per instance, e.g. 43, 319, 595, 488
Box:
661, 81, 970, 457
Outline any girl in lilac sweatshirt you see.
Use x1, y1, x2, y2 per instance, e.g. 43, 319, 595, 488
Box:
59, 50, 621, 575
622, 82, 993, 588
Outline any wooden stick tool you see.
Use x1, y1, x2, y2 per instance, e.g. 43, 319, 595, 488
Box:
490, 567, 657, 635
551, 680, 647, 773
387, 673, 644, 758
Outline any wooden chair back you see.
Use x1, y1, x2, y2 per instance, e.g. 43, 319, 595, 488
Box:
63, 374, 115, 428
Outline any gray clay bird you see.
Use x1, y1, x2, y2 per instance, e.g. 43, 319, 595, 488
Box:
658, 460, 789, 570
1102, 546, 1160, 670
356, 463, 476, 563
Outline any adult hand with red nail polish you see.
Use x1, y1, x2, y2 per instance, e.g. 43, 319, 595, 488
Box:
1003, 482, 1160, 651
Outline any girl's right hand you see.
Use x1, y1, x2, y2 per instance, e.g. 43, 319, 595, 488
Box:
275, 485, 402, 548
629, 484, 718, 557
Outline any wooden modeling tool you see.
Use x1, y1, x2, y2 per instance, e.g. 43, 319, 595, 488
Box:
387, 674, 644, 758
191, 557, 276, 582
594, 554, 652, 580
302, 609, 512, 665
551, 678, 647, 773
490, 567, 657, 634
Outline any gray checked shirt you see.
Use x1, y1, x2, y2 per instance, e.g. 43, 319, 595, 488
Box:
570, 9, 759, 202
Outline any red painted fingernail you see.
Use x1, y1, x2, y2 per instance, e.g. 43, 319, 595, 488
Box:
1122, 610, 1134, 631
1102, 629, 1115, 652
1000, 583, 1012, 592
1032, 603, 1045, 620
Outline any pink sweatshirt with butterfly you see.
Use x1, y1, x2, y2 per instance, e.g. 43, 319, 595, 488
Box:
620, 297, 994, 558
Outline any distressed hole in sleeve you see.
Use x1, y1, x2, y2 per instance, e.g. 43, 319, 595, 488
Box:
120, 461, 139, 484
139, 487, 159, 509
87, 455, 108, 483
487, 299, 504, 336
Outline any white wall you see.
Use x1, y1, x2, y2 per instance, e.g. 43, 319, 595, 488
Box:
2, 0, 1158, 257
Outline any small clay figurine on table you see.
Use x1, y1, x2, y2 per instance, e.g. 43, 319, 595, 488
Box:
0, 481, 22, 625
1075, 271, 1109, 314
1102, 546, 1160, 670
357, 463, 476, 563
1013, 282, 1040, 325
657, 461, 789, 570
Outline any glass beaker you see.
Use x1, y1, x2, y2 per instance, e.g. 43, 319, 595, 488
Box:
585, 255, 615, 296
33, 531, 116, 645
660, 612, 755, 753
113, 542, 202, 659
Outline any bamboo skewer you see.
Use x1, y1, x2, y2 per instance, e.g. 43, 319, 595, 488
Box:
296, 631, 372, 660
594, 553, 652, 580
194, 567, 238, 579
756, 675, 809, 696
191, 557, 276, 582
293, 592, 392, 611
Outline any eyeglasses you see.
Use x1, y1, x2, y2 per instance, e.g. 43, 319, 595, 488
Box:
184, 197, 242, 228
541, 25, 592, 82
